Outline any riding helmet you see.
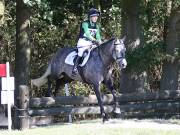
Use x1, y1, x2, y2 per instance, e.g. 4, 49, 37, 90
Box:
88, 8, 100, 17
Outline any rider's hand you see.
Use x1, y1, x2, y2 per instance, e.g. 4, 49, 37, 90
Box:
91, 44, 97, 49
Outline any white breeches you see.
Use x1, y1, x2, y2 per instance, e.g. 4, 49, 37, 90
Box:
77, 38, 93, 57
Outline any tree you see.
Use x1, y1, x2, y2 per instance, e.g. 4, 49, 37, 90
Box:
160, 7, 180, 90
0, 0, 5, 25
119, 0, 147, 93
13, 0, 31, 129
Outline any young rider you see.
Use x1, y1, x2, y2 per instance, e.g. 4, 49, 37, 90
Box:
72, 8, 102, 75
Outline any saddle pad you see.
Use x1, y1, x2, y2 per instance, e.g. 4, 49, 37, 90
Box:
65, 51, 90, 67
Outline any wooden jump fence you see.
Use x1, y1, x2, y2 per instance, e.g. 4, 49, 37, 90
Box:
16, 86, 180, 129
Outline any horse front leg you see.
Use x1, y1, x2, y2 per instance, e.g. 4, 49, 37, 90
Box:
104, 78, 121, 114
93, 83, 108, 122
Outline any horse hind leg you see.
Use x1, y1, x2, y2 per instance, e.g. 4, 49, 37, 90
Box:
46, 76, 53, 97
54, 74, 72, 96
46, 78, 63, 97
54, 79, 62, 96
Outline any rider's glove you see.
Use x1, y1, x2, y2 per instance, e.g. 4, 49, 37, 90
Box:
91, 44, 97, 49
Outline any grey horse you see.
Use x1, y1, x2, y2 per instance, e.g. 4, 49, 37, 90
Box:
31, 37, 127, 122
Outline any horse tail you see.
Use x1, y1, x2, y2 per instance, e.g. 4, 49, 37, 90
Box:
31, 64, 51, 87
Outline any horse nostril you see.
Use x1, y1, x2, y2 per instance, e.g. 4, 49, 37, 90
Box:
122, 64, 126, 68
121, 63, 127, 69
122, 59, 127, 68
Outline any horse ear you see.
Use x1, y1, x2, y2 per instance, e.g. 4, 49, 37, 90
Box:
121, 35, 126, 42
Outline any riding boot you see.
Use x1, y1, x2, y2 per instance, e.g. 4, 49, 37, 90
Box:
72, 56, 81, 75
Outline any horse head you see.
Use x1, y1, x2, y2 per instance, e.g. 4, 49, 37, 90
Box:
113, 36, 127, 69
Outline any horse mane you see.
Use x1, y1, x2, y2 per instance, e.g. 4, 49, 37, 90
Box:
89, 37, 116, 60
96, 37, 115, 51
101, 37, 115, 46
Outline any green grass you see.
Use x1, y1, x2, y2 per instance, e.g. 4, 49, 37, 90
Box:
0, 119, 180, 135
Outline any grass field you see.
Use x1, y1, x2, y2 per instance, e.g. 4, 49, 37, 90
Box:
0, 119, 180, 135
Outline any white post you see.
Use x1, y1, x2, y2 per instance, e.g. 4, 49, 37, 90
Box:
6, 62, 12, 131
65, 84, 72, 123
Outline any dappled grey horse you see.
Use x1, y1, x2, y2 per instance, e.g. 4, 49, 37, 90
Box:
31, 37, 127, 122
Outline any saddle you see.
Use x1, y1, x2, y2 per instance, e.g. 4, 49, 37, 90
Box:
65, 49, 91, 67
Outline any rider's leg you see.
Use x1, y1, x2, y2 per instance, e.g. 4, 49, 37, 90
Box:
72, 55, 81, 74
72, 47, 85, 75
72, 38, 91, 75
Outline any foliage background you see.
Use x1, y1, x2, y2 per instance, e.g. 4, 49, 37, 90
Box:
0, 0, 179, 97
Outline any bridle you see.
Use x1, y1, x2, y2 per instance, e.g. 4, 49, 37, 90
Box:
113, 39, 126, 61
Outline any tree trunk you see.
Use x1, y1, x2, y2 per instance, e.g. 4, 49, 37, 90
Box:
120, 0, 147, 93
160, 7, 180, 90
0, 0, 5, 25
13, 0, 31, 129
93, 0, 101, 10
163, 0, 173, 43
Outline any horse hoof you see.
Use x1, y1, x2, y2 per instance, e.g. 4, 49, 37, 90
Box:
103, 117, 109, 123
45, 93, 53, 97
102, 113, 109, 123
114, 108, 121, 114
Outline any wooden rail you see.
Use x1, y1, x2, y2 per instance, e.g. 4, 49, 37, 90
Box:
29, 101, 180, 116
29, 90, 180, 107
26, 90, 180, 127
